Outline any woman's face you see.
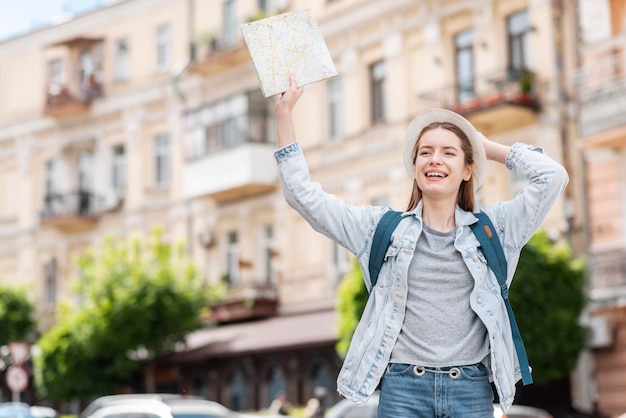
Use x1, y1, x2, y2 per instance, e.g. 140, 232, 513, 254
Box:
413, 126, 473, 201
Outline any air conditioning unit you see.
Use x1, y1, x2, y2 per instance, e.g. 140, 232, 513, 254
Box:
587, 316, 614, 348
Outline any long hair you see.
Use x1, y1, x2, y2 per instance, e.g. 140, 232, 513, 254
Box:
405, 122, 476, 212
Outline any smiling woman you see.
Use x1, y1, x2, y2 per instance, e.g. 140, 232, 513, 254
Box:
273, 74, 568, 417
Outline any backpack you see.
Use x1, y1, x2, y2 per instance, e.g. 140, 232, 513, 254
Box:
368, 210, 533, 385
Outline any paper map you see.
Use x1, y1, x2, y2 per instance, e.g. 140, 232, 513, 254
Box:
241, 8, 337, 98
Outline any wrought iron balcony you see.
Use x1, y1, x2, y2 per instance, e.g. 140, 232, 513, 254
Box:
204, 281, 279, 324
40, 190, 104, 231
419, 67, 541, 133
44, 81, 103, 117
587, 247, 626, 305
576, 34, 626, 143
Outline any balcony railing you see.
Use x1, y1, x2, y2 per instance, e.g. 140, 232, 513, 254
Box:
576, 34, 626, 139
204, 281, 279, 324
184, 112, 277, 201
40, 190, 105, 231
45, 79, 103, 117
420, 67, 541, 113
588, 247, 626, 303
188, 31, 249, 77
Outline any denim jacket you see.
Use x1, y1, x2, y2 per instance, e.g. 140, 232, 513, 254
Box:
274, 142, 568, 411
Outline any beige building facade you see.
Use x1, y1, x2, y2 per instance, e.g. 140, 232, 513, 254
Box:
0, 0, 598, 413
575, 0, 626, 416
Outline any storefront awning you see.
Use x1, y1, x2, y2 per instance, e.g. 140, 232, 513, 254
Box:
169, 309, 338, 363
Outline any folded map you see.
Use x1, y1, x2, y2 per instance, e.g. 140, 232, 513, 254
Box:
240, 8, 337, 98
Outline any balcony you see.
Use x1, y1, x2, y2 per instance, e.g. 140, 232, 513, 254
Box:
40, 190, 104, 232
188, 33, 249, 77
587, 247, 626, 305
576, 34, 626, 147
419, 68, 541, 133
44, 36, 104, 117
204, 282, 279, 324
44, 80, 103, 117
184, 106, 276, 202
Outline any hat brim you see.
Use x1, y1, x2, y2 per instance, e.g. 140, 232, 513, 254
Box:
402, 108, 486, 193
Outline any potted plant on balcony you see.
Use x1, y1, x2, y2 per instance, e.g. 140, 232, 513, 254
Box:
515, 69, 537, 105
194, 31, 218, 60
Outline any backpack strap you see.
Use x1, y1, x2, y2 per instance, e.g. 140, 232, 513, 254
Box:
368, 210, 403, 289
470, 211, 533, 385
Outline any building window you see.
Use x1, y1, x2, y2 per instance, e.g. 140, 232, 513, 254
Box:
259, 225, 275, 285
154, 133, 170, 187
43, 258, 57, 305
370, 60, 386, 123
185, 90, 271, 159
225, 231, 240, 286
327, 76, 344, 140
223, 0, 237, 49
112, 144, 126, 193
44, 159, 60, 197
156, 24, 171, 71
114, 38, 130, 82
47, 58, 64, 90
455, 29, 475, 103
507, 10, 531, 75
332, 241, 351, 286
78, 151, 93, 192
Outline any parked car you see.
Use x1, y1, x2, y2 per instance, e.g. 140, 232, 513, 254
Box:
0, 404, 36, 418
80, 394, 205, 418
493, 403, 554, 418
86, 400, 173, 418
162, 399, 237, 418
29, 406, 59, 418
324, 392, 553, 418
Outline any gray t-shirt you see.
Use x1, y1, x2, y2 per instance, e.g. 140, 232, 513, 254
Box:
390, 222, 489, 367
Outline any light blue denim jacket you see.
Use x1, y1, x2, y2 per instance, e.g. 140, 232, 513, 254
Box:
274, 141, 568, 410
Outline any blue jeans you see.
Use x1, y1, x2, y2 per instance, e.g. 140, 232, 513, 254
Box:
378, 363, 494, 418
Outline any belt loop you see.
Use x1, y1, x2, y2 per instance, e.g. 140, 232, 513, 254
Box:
413, 365, 426, 376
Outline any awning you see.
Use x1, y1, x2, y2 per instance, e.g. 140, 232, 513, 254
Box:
169, 309, 338, 363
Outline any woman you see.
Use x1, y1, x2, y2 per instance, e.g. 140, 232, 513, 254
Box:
274, 75, 568, 417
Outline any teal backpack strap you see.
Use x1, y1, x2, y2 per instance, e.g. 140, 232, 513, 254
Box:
368, 210, 403, 289
471, 212, 533, 385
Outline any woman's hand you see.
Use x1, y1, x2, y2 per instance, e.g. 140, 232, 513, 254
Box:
275, 73, 304, 116
479, 132, 510, 164
275, 73, 304, 148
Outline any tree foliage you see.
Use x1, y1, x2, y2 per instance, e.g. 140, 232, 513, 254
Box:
509, 230, 587, 384
0, 286, 37, 346
335, 229, 587, 384
34, 227, 225, 402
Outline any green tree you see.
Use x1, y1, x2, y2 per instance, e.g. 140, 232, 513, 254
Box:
34, 227, 225, 402
509, 230, 587, 384
0, 286, 37, 346
335, 230, 587, 384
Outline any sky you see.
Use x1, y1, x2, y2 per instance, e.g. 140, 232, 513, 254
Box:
0, 0, 112, 41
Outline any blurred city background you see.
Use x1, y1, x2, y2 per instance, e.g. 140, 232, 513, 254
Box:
0, 0, 625, 417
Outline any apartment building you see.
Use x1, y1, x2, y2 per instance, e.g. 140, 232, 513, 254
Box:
575, 0, 626, 416
0, 0, 582, 412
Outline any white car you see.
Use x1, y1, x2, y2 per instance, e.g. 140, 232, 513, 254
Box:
493, 403, 553, 418
163, 399, 237, 418
87, 399, 173, 418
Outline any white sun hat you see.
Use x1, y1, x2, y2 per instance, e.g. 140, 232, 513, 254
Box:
402, 108, 487, 193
